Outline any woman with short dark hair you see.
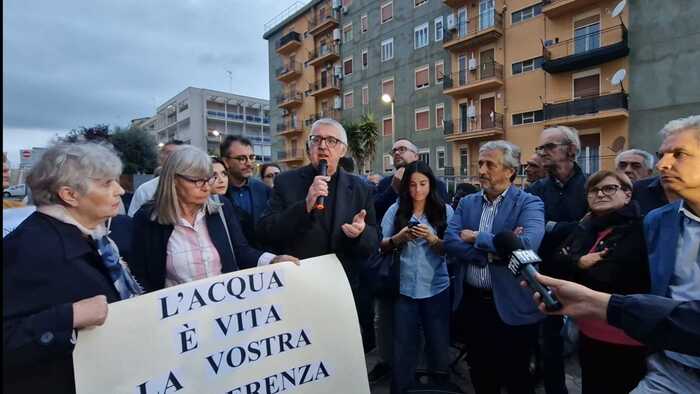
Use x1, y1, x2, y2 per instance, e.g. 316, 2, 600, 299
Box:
259, 163, 281, 188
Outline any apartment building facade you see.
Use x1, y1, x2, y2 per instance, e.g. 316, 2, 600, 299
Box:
141, 87, 272, 161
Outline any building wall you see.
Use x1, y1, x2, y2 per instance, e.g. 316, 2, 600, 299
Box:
629, 0, 700, 153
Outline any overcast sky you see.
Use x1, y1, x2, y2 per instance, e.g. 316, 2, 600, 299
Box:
3, 0, 299, 166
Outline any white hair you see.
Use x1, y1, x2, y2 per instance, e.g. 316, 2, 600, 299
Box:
659, 115, 700, 141
310, 118, 348, 144
480, 140, 522, 170
394, 138, 418, 153
543, 125, 581, 159
615, 149, 655, 170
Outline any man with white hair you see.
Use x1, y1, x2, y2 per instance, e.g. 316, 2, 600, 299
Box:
615, 149, 654, 183
257, 118, 379, 289
527, 125, 588, 394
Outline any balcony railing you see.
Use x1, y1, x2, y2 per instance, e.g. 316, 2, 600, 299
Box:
206, 111, 270, 124
304, 110, 341, 127
276, 91, 303, 107
276, 31, 301, 53
543, 92, 628, 120
443, 62, 504, 91
275, 61, 302, 80
443, 11, 503, 50
277, 149, 304, 161
308, 78, 342, 96
308, 43, 340, 66
308, 9, 339, 35
444, 113, 504, 137
276, 118, 302, 133
542, 25, 628, 73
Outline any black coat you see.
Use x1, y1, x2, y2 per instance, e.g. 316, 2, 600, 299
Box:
549, 202, 651, 295
225, 177, 271, 248
3, 212, 120, 394
632, 176, 669, 215
257, 165, 379, 288
130, 196, 263, 293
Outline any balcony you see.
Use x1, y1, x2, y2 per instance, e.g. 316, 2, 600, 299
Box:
443, 62, 504, 98
308, 78, 341, 98
276, 91, 303, 109
308, 10, 339, 36
543, 92, 628, 126
276, 61, 302, 83
304, 110, 342, 127
276, 31, 301, 55
542, 0, 603, 17
543, 25, 628, 74
443, 0, 468, 8
444, 113, 505, 143
307, 43, 340, 67
276, 118, 304, 136
443, 11, 503, 52
277, 149, 305, 163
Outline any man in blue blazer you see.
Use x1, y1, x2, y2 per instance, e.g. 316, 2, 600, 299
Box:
635, 115, 700, 393
445, 140, 545, 394
221, 135, 272, 248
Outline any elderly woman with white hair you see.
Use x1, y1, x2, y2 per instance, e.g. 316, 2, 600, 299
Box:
3, 142, 142, 394
130, 145, 297, 293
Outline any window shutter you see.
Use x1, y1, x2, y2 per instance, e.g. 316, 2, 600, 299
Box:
574, 74, 600, 98
416, 68, 429, 88
383, 118, 393, 135
416, 111, 429, 130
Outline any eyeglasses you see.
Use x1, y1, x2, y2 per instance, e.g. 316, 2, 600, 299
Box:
228, 154, 257, 163
177, 174, 215, 188
391, 146, 416, 155
309, 135, 344, 148
264, 172, 279, 179
535, 142, 569, 153
587, 184, 623, 196
617, 161, 643, 170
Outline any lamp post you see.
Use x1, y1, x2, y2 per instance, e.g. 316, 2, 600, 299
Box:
211, 129, 222, 144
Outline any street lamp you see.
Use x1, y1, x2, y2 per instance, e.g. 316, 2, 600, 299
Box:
211, 129, 222, 144
158, 142, 165, 148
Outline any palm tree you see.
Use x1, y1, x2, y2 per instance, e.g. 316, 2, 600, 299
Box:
345, 113, 378, 174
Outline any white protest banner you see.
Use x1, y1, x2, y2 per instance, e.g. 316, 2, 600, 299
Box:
73, 254, 370, 394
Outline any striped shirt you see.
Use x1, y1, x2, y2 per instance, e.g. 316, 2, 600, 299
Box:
465, 187, 509, 289
165, 209, 222, 287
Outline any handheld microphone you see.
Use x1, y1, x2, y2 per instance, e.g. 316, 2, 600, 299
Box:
314, 159, 328, 211
493, 231, 563, 312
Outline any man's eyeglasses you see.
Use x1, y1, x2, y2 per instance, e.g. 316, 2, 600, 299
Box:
391, 146, 416, 155
617, 161, 643, 170
177, 174, 215, 188
228, 154, 257, 163
587, 184, 623, 196
309, 135, 344, 148
535, 142, 569, 153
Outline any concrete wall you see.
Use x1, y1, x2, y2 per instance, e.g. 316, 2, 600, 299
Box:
628, 0, 700, 153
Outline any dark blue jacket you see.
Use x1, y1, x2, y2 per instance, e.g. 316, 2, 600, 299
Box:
130, 196, 263, 293
225, 177, 271, 247
3, 212, 120, 394
632, 176, 669, 215
109, 214, 133, 263
374, 173, 448, 224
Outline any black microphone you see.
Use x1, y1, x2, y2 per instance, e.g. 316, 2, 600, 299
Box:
314, 159, 328, 211
493, 231, 563, 312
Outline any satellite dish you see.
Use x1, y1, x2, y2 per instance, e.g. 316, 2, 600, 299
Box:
611, 0, 626, 18
611, 69, 626, 85
608, 136, 626, 153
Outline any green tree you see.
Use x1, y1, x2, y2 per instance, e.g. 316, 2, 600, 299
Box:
110, 126, 158, 175
345, 113, 379, 174
59, 124, 111, 143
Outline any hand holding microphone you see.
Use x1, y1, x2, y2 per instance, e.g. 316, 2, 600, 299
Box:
493, 231, 563, 312
306, 159, 330, 213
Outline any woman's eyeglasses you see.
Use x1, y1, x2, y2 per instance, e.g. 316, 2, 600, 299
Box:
587, 184, 622, 196
176, 174, 215, 188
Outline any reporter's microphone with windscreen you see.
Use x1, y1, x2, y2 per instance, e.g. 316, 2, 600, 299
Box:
493, 231, 563, 312
314, 159, 328, 211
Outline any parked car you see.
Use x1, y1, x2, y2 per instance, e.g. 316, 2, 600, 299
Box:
4, 184, 26, 198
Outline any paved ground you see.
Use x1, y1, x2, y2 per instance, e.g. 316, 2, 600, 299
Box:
365, 346, 582, 394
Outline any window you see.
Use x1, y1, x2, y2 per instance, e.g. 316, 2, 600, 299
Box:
361, 14, 368, 33
382, 78, 394, 98
381, 2, 393, 24
415, 65, 429, 89
343, 57, 353, 76
512, 110, 544, 125
436, 103, 444, 128
434, 17, 443, 42
418, 149, 430, 166
344, 90, 354, 109
415, 107, 430, 131
383, 154, 393, 172
383, 116, 393, 136
381, 38, 394, 61
415, 0, 428, 7
574, 15, 600, 54
574, 73, 600, 98
342, 0, 352, 6
362, 85, 369, 105
362, 49, 368, 69
512, 56, 544, 75
435, 61, 444, 83
343, 23, 353, 43
437, 147, 446, 170
414, 23, 429, 49
511, 2, 543, 24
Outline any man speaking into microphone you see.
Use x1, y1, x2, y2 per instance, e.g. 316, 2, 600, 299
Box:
444, 141, 546, 394
257, 118, 379, 295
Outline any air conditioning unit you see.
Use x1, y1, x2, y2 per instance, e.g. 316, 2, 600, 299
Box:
468, 55, 477, 71
446, 14, 457, 31
332, 0, 341, 9
333, 96, 342, 109
342, 6, 348, 14
334, 65, 343, 77
543, 39, 554, 47
467, 105, 476, 118
333, 28, 341, 41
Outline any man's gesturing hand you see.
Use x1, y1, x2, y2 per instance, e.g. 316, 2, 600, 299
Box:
306, 175, 331, 213
341, 209, 367, 238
